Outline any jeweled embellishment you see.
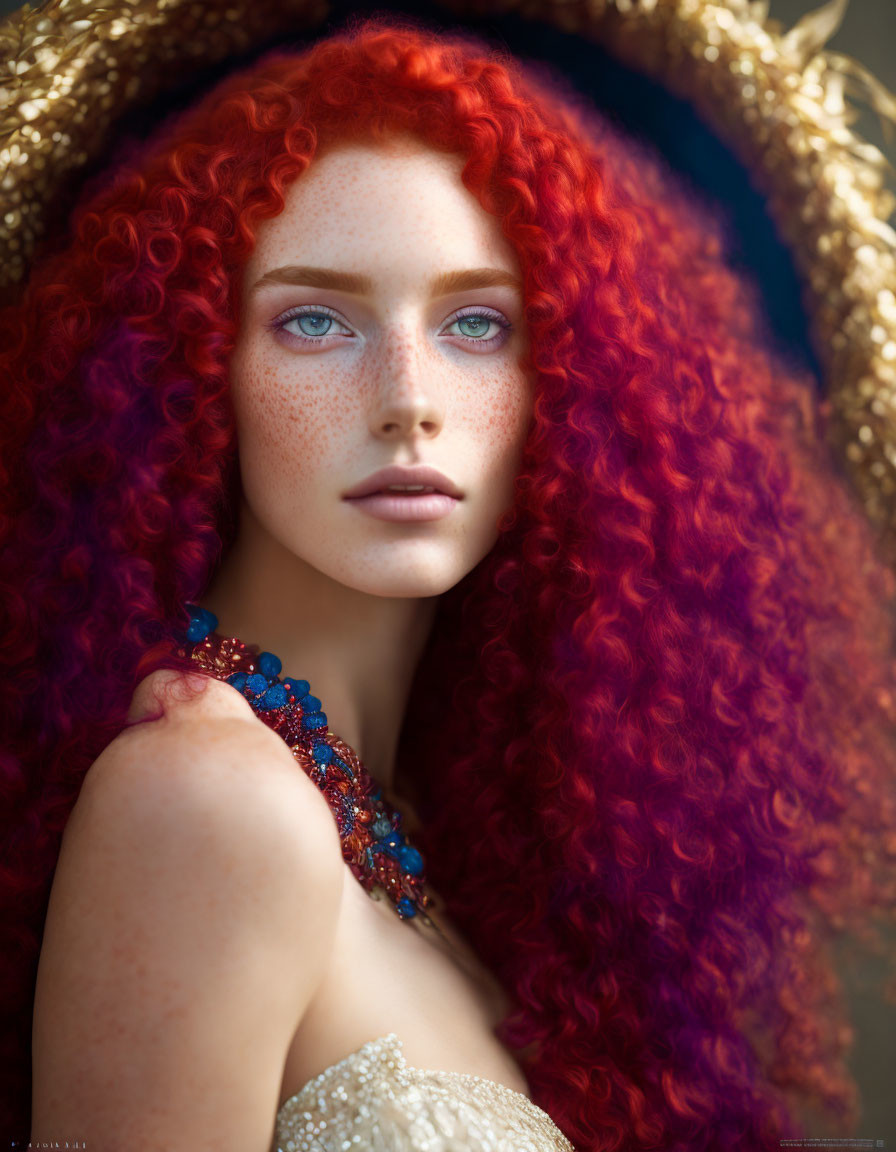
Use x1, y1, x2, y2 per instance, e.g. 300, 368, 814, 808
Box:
177, 603, 432, 922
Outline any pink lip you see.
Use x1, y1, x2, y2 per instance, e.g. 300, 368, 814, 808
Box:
344, 491, 459, 521
342, 464, 462, 500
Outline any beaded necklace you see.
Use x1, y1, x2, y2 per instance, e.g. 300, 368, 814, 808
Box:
176, 602, 440, 932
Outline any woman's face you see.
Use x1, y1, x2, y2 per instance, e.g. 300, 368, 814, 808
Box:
229, 136, 533, 598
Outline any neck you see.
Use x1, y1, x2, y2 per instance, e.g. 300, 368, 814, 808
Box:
198, 500, 439, 798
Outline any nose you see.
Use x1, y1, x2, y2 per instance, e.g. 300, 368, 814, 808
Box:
368, 326, 445, 439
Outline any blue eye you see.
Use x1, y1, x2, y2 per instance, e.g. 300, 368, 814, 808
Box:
294, 313, 334, 337
457, 316, 490, 337
271, 305, 350, 344
448, 309, 513, 346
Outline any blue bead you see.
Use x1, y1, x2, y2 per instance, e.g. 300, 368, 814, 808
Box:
186, 604, 217, 631
303, 694, 321, 712
397, 845, 424, 876
396, 897, 417, 918
186, 618, 211, 642
258, 683, 288, 710
246, 673, 268, 695
302, 711, 327, 730
312, 743, 334, 765
257, 651, 282, 678
283, 678, 309, 700
226, 671, 248, 691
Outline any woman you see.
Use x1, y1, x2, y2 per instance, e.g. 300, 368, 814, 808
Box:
3, 13, 896, 1151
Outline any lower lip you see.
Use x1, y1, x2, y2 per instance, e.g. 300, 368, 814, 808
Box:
344, 492, 460, 521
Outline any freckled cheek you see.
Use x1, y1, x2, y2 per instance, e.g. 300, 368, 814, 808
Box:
467, 366, 534, 449
234, 362, 360, 483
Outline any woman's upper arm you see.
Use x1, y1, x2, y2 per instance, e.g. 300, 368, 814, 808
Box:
30, 709, 345, 1152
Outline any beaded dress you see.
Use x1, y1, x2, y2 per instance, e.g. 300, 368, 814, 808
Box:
177, 606, 576, 1152
272, 1032, 575, 1151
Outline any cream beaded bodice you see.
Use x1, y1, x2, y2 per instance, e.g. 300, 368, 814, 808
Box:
272, 1032, 576, 1152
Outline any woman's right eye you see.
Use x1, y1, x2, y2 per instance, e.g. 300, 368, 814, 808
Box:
270, 305, 353, 345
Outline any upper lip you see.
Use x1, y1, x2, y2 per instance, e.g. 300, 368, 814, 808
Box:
343, 464, 463, 499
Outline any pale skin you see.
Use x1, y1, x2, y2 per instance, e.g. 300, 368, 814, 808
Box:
30, 138, 536, 1150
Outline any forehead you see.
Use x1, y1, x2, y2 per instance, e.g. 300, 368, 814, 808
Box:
246, 136, 516, 272
293, 133, 464, 190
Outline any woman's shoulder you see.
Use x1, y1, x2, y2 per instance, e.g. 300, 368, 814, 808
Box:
32, 669, 346, 1147
79, 666, 345, 891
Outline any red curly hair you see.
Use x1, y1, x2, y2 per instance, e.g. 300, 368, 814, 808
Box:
2, 13, 895, 1149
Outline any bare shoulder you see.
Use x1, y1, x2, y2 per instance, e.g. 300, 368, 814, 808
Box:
95, 666, 340, 856
31, 674, 345, 1149
86, 679, 342, 866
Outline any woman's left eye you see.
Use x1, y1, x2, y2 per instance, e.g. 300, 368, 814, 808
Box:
443, 308, 513, 347
268, 305, 513, 349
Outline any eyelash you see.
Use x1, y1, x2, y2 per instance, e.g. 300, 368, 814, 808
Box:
268, 304, 513, 348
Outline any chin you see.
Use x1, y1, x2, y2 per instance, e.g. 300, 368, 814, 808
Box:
331, 553, 483, 600
343, 570, 466, 599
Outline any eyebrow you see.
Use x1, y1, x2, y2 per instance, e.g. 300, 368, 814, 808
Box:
249, 265, 522, 297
